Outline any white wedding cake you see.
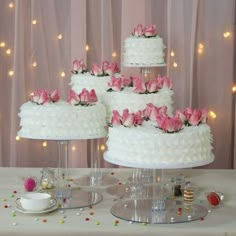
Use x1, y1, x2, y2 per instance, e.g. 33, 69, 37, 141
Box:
18, 89, 107, 140
123, 24, 166, 67
104, 106, 214, 168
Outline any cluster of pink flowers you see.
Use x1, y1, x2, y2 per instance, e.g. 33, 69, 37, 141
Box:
132, 24, 157, 38
66, 88, 97, 106
110, 104, 209, 133
90, 61, 120, 76
110, 109, 143, 127
71, 59, 87, 74
107, 75, 172, 93
175, 107, 208, 126
30, 89, 60, 105
132, 76, 172, 94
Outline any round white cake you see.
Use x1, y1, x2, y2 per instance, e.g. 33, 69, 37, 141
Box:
123, 36, 166, 67
18, 89, 107, 140
104, 122, 214, 169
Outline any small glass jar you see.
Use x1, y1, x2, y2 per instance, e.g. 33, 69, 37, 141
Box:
40, 168, 57, 190
173, 174, 185, 197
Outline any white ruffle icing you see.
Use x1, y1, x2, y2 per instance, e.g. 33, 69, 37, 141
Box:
105, 123, 214, 168
18, 101, 107, 140
123, 36, 166, 66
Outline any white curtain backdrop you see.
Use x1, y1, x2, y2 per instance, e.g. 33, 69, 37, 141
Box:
0, 0, 235, 168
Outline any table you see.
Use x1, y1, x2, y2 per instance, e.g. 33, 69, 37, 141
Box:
0, 168, 236, 236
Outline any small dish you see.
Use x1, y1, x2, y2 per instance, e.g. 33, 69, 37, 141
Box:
15, 198, 58, 214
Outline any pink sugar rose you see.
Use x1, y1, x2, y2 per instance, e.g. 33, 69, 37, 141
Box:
90, 63, 103, 76
133, 24, 144, 37
175, 109, 187, 123
107, 76, 123, 91
111, 110, 122, 126
102, 61, 110, 71
72, 59, 87, 73
122, 109, 135, 127
79, 88, 90, 105
146, 79, 159, 93
144, 24, 157, 37
103, 62, 120, 75
161, 76, 173, 89
143, 103, 155, 119
132, 77, 146, 93
121, 75, 132, 87
134, 110, 143, 125
37, 90, 50, 105
183, 107, 193, 120
158, 116, 183, 133
188, 109, 202, 126
50, 89, 60, 103
67, 89, 80, 105
89, 89, 98, 103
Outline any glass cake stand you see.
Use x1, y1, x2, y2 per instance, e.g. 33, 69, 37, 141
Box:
104, 152, 214, 224
73, 138, 119, 187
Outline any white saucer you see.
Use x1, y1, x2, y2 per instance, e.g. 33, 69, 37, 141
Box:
15, 199, 58, 214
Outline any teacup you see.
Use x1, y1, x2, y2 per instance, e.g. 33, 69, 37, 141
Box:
16, 192, 52, 211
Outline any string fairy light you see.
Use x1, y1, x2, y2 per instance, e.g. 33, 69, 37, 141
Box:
32, 62, 37, 67
100, 144, 106, 151
8, 2, 14, 8
197, 43, 204, 54
0, 42, 6, 47
42, 141, 47, 147
112, 51, 117, 58
71, 146, 76, 151
85, 44, 90, 51
32, 19, 37, 25
57, 34, 63, 40
173, 62, 178, 68
6, 48, 11, 55
60, 72, 65, 77
15, 136, 20, 141
8, 70, 14, 76
232, 85, 236, 93
223, 31, 231, 38
170, 51, 175, 57
209, 110, 217, 119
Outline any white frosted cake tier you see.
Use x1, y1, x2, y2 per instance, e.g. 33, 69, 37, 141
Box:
103, 88, 174, 120
104, 123, 214, 169
123, 36, 166, 67
70, 73, 120, 98
18, 101, 107, 140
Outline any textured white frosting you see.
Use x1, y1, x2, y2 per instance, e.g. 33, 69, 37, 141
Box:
70, 73, 111, 98
105, 123, 214, 168
18, 101, 107, 140
123, 36, 166, 66
104, 88, 174, 120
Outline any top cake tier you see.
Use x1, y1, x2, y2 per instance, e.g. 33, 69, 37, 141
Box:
123, 24, 166, 67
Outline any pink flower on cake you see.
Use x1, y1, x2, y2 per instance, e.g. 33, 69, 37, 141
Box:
89, 89, 98, 103
134, 110, 143, 125
67, 89, 80, 105
79, 88, 90, 105
107, 76, 123, 92
143, 104, 167, 121
121, 75, 132, 87
90, 63, 103, 76
122, 109, 136, 127
132, 77, 146, 93
157, 116, 183, 133
50, 89, 60, 103
144, 24, 157, 37
201, 108, 208, 123
146, 79, 159, 93
156, 75, 173, 89
103, 62, 120, 75
111, 110, 122, 126
31, 89, 50, 105
71, 59, 87, 74
133, 24, 144, 37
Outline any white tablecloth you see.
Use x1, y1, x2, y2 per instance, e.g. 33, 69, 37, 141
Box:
0, 168, 235, 236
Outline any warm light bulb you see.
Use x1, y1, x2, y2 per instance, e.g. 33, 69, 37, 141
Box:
100, 144, 106, 151
32, 62, 37, 67
85, 44, 90, 51
0, 42, 6, 47
223, 32, 231, 38
72, 146, 76, 151
8, 2, 14, 8
57, 34, 63, 40
209, 111, 216, 119
60, 72, 65, 77
232, 86, 236, 93
198, 43, 204, 49
170, 51, 175, 57
173, 62, 178, 68
32, 19, 37, 25
8, 70, 14, 76
15, 136, 20, 141
42, 141, 47, 147
198, 48, 204, 54
112, 52, 117, 58
6, 48, 11, 55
